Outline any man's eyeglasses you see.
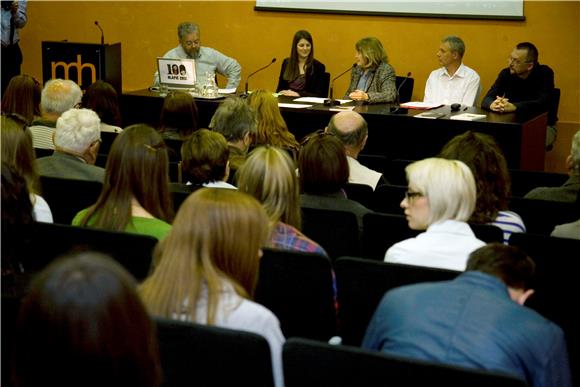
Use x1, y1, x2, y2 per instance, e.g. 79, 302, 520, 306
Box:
405, 190, 424, 201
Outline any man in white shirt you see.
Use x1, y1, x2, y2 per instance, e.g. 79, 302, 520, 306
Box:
423, 36, 481, 107
326, 111, 385, 190
153, 22, 241, 89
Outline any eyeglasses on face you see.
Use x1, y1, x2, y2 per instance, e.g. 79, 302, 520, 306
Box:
405, 190, 424, 201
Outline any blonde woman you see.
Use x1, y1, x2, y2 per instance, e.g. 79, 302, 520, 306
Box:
345, 37, 397, 104
237, 146, 327, 256
385, 158, 485, 271
139, 188, 284, 387
246, 90, 299, 159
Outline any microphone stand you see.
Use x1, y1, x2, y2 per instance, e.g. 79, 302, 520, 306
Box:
390, 71, 412, 114
324, 63, 356, 106
242, 58, 276, 97
94, 21, 104, 45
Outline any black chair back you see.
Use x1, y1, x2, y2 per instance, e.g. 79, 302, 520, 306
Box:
335, 257, 458, 346
39, 176, 103, 224
343, 183, 374, 208
13, 222, 157, 281
255, 248, 337, 341
509, 232, 580, 385
361, 212, 419, 260
301, 207, 361, 261
509, 169, 568, 198
371, 184, 407, 214
357, 154, 389, 176
385, 158, 414, 186
395, 75, 415, 103
283, 338, 527, 387
508, 197, 580, 235
155, 318, 275, 387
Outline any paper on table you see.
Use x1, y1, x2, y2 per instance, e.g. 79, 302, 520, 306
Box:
329, 106, 355, 112
449, 113, 487, 121
218, 88, 237, 94
400, 101, 444, 110
293, 97, 352, 105
278, 103, 313, 109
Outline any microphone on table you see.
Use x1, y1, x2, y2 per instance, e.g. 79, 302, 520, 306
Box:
242, 58, 276, 97
94, 21, 104, 45
324, 63, 356, 106
390, 71, 412, 113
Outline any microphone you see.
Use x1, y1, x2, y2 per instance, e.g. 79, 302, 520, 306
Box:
324, 63, 356, 106
244, 58, 276, 95
390, 71, 412, 113
94, 21, 104, 45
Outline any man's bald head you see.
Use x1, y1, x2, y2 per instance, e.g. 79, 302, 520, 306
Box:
327, 111, 368, 150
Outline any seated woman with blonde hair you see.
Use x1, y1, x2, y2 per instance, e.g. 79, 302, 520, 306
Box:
385, 157, 485, 271
247, 90, 299, 159
139, 188, 284, 387
237, 146, 326, 256
72, 124, 173, 240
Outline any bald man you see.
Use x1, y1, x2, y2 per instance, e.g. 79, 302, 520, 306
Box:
326, 111, 386, 190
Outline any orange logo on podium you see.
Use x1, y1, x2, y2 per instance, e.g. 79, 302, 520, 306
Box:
51, 54, 96, 86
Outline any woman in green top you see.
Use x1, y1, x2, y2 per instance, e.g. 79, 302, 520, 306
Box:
73, 124, 174, 240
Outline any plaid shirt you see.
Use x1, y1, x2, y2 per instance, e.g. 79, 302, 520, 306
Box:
269, 222, 328, 257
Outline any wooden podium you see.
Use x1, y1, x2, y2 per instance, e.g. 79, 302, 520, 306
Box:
41, 41, 122, 94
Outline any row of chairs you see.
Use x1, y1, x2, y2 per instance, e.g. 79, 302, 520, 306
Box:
6, 220, 578, 379
359, 156, 570, 198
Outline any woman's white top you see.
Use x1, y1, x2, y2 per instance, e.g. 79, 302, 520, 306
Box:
31, 194, 53, 223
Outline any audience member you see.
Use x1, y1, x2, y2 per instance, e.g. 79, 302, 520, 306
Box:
1, 0, 27, 96
247, 89, 299, 158
481, 42, 557, 148
28, 79, 82, 150
139, 188, 284, 387
551, 220, 580, 240
525, 130, 580, 202
299, 131, 372, 231
180, 129, 235, 189
1, 74, 41, 123
1, 162, 34, 297
153, 22, 241, 89
72, 124, 173, 240
326, 111, 385, 190
1, 114, 52, 222
423, 35, 481, 106
345, 37, 396, 104
276, 30, 327, 97
238, 146, 327, 256
364, 243, 572, 387
81, 80, 123, 133
384, 157, 484, 271
440, 131, 525, 242
209, 96, 257, 184
13, 252, 162, 387
158, 91, 199, 140
35, 108, 104, 182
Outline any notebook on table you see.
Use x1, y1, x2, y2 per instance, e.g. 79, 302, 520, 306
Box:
156, 57, 197, 91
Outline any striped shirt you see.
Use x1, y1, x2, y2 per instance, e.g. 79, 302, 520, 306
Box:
492, 210, 526, 243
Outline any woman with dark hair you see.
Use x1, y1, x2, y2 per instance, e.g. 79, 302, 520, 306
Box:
12, 252, 162, 387
439, 131, 526, 242
247, 90, 299, 157
276, 30, 327, 97
345, 37, 397, 104
158, 92, 199, 140
299, 131, 372, 231
139, 188, 284, 387
1, 74, 41, 124
81, 80, 123, 133
1, 114, 52, 222
73, 124, 173, 240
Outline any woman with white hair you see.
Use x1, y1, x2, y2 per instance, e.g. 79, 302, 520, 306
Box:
384, 157, 485, 271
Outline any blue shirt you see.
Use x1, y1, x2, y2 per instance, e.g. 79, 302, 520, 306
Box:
1, 0, 27, 46
362, 271, 572, 387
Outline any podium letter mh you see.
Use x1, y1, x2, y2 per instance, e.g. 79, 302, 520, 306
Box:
51, 55, 97, 86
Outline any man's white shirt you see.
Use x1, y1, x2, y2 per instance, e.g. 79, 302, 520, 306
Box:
423, 63, 481, 106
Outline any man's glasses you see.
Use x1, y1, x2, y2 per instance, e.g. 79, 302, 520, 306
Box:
405, 190, 424, 201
